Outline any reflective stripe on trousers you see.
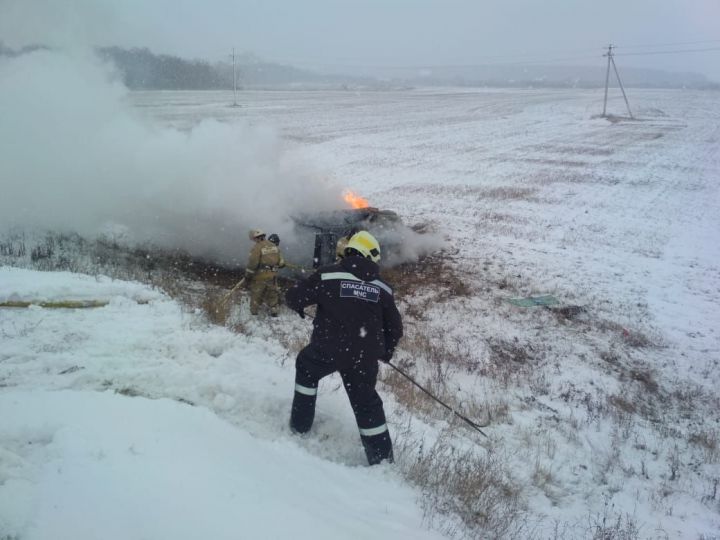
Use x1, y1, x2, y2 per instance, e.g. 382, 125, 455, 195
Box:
294, 383, 317, 396
358, 424, 388, 437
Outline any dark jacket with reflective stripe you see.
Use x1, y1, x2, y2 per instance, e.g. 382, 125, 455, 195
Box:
285, 256, 403, 370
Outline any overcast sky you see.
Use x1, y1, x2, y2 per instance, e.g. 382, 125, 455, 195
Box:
2, 0, 720, 81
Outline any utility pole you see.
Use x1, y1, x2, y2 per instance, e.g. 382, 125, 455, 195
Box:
602, 44, 633, 119
230, 48, 239, 107
602, 45, 613, 117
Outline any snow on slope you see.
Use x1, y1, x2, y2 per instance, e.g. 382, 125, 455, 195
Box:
0, 268, 444, 540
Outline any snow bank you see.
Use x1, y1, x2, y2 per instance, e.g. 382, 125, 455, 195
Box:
0, 267, 443, 539
0, 266, 162, 304
0, 390, 439, 540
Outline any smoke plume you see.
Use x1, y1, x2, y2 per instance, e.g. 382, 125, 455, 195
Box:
0, 48, 344, 264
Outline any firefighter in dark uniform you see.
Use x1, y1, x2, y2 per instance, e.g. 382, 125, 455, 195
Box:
285, 231, 403, 465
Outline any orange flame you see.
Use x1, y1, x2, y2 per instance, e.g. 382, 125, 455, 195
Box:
342, 189, 370, 209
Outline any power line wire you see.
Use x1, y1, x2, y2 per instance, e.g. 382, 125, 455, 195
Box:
614, 46, 720, 57
255, 44, 720, 70
504, 54, 601, 66
216, 41, 719, 70
617, 39, 720, 49
263, 54, 603, 71
265, 46, 604, 68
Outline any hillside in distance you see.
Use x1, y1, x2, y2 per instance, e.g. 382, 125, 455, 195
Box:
0, 43, 702, 90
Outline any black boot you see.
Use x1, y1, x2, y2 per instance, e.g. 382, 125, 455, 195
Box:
290, 391, 317, 434
361, 432, 394, 465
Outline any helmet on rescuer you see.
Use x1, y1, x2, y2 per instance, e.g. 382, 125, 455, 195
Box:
249, 228, 265, 240
345, 231, 381, 263
268, 233, 280, 246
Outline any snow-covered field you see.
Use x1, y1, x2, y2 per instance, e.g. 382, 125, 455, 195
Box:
2, 87, 720, 539
132, 87, 720, 387
131, 87, 720, 380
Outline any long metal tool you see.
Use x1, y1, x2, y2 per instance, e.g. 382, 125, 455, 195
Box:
387, 361, 489, 437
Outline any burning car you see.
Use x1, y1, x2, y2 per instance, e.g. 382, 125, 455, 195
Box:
283, 189, 400, 268
280, 189, 439, 272
293, 206, 402, 267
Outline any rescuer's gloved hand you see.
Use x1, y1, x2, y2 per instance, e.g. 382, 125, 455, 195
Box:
380, 349, 394, 363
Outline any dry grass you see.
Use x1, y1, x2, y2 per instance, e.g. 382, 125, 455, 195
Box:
552, 145, 614, 157
201, 289, 236, 325
607, 395, 637, 415
477, 211, 531, 225
481, 186, 539, 200
628, 367, 659, 394
115, 386, 147, 398
592, 318, 658, 349
480, 338, 540, 389
400, 325, 480, 371
382, 253, 472, 303
384, 329, 511, 428
532, 458, 555, 493
517, 157, 589, 168
389, 183, 540, 203
383, 366, 443, 417
588, 510, 641, 540
395, 433, 526, 539
690, 430, 719, 464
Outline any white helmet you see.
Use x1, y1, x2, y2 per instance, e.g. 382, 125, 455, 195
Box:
345, 231, 381, 263
249, 228, 265, 240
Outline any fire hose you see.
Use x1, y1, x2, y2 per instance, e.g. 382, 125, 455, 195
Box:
219, 260, 310, 306
219, 277, 245, 307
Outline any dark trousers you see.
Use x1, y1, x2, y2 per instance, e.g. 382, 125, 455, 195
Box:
290, 346, 393, 465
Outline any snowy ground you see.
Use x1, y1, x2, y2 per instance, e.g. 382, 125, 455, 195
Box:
0, 268, 443, 540
2, 87, 720, 538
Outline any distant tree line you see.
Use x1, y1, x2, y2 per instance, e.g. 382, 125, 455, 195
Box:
98, 47, 224, 89
98, 47, 343, 90
1, 42, 359, 90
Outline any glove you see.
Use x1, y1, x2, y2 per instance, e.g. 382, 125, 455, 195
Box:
380, 349, 394, 363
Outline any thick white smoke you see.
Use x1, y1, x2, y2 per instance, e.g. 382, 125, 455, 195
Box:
0, 49, 344, 264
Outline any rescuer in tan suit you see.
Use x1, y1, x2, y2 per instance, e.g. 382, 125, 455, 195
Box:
245, 229, 284, 316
